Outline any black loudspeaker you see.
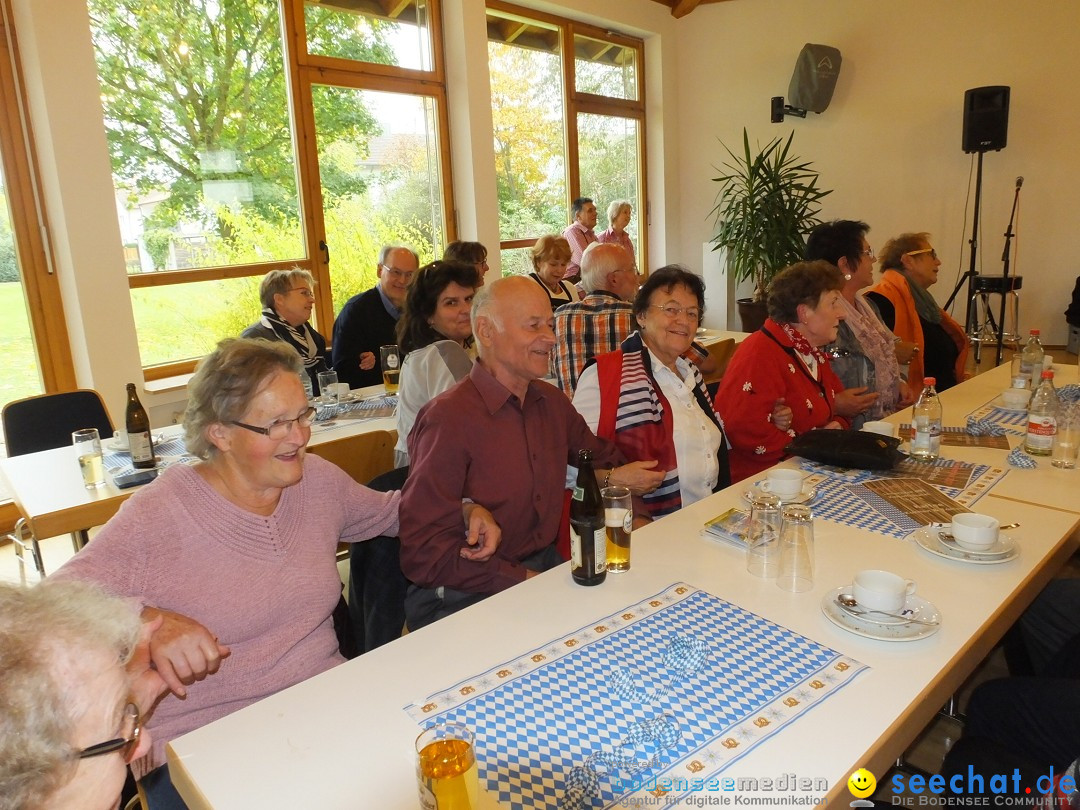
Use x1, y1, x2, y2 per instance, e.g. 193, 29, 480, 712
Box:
787, 44, 842, 113
962, 86, 1010, 153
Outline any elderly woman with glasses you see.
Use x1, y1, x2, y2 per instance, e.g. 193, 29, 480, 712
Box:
242, 267, 328, 394
50, 338, 498, 808
806, 220, 916, 427
0, 580, 163, 810
865, 232, 969, 391
715, 261, 851, 483
571, 265, 730, 519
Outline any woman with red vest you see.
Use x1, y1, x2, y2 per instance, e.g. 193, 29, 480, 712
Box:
715, 261, 850, 483
571, 266, 730, 520
864, 233, 969, 391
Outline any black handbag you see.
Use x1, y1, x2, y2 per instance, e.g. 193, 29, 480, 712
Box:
784, 429, 903, 470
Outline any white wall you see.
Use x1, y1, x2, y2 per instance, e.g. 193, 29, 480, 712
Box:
671, 0, 1080, 344
11, 0, 1079, 425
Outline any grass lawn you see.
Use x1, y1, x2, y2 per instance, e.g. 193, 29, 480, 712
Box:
0, 282, 42, 405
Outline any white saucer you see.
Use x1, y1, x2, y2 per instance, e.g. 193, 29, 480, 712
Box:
821, 587, 941, 641
991, 394, 1029, 412
910, 527, 1019, 564
744, 480, 818, 505
106, 440, 130, 452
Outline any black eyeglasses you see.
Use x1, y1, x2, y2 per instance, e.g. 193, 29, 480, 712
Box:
231, 406, 316, 440
78, 702, 141, 762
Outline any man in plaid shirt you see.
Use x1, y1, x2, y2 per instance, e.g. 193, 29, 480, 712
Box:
552, 243, 709, 397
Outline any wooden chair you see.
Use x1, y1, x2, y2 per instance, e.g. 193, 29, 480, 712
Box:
307, 428, 395, 486
701, 338, 737, 386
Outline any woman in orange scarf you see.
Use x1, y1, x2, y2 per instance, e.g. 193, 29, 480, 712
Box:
865, 233, 969, 391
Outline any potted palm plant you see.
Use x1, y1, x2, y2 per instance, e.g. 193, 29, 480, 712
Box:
710, 128, 832, 332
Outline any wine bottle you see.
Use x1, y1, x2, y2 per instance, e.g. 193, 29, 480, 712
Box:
125, 383, 155, 470
570, 448, 606, 586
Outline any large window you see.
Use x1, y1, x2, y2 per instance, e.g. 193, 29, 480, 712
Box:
486, 3, 646, 275
0, 0, 74, 414
89, 0, 452, 378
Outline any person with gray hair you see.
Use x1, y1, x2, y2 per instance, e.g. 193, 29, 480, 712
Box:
50, 337, 502, 807
332, 244, 420, 387
399, 275, 664, 629
241, 266, 329, 394
596, 199, 637, 271
0, 579, 163, 810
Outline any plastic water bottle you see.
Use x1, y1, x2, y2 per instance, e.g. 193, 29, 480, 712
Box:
1025, 369, 1059, 456
911, 377, 942, 460
1020, 329, 1045, 389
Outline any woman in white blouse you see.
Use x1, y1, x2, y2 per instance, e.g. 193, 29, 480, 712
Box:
394, 260, 480, 467
571, 266, 730, 519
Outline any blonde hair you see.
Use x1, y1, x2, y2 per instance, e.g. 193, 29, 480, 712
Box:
879, 232, 931, 272
0, 580, 140, 810
530, 235, 572, 272
258, 267, 315, 310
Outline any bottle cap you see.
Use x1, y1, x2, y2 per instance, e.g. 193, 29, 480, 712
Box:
1030, 329, 1040, 335
1041, 369, 1054, 379
923, 377, 935, 386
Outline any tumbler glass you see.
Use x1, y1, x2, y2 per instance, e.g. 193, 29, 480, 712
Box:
745, 493, 782, 578
776, 505, 815, 593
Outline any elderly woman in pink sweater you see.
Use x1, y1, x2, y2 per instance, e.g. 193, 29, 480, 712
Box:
51, 338, 498, 809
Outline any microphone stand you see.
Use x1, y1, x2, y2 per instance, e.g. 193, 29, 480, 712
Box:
993, 179, 1022, 365
944, 152, 984, 340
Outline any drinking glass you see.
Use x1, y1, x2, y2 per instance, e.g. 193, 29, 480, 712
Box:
601, 486, 632, 573
72, 428, 105, 489
415, 721, 478, 810
1052, 402, 1080, 469
380, 345, 401, 394
317, 369, 339, 406
745, 493, 782, 578
776, 504, 814, 593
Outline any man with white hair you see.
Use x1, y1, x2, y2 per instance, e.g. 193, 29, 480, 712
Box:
399, 276, 663, 629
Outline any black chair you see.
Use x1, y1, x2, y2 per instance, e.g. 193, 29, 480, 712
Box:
2, 389, 114, 576
348, 465, 410, 655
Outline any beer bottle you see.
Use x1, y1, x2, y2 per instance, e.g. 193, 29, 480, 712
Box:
125, 383, 155, 470
570, 449, 606, 586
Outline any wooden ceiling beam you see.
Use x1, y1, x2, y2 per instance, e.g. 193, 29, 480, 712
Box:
670, 0, 704, 18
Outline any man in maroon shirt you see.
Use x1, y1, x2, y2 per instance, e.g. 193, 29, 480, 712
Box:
399, 276, 663, 629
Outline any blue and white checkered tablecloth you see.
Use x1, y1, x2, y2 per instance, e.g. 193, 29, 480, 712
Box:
795, 458, 1006, 538
405, 584, 866, 810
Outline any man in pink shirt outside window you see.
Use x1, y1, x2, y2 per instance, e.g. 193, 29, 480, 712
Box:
562, 196, 597, 282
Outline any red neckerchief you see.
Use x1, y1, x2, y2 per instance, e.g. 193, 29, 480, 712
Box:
778, 320, 828, 365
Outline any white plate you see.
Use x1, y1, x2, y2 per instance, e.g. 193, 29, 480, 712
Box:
910, 527, 1019, 564
820, 587, 941, 641
743, 480, 818, 505
106, 439, 130, 452
991, 394, 1029, 412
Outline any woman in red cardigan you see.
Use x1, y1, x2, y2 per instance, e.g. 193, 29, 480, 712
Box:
716, 261, 851, 483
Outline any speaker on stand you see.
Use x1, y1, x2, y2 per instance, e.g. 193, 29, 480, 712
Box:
944, 85, 1015, 366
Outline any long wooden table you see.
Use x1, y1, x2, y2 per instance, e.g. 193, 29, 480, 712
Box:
0, 385, 397, 542
165, 365, 1080, 809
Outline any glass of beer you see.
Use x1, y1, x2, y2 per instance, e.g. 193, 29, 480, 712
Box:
73, 428, 105, 489
415, 721, 478, 810
380, 344, 401, 394
601, 485, 632, 573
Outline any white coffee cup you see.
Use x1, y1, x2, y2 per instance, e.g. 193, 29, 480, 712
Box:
950, 513, 1000, 550
853, 569, 916, 613
762, 468, 805, 499
112, 429, 129, 449
1043, 354, 1054, 370
333, 382, 351, 400
861, 421, 896, 438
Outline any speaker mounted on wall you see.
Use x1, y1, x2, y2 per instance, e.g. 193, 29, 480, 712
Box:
772, 44, 842, 123
962, 85, 1010, 153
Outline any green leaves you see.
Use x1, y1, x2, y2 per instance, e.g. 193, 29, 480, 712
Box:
709, 128, 831, 301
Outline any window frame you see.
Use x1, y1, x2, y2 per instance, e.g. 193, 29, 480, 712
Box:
486, 1, 648, 274
125, 0, 455, 381
0, 0, 75, 394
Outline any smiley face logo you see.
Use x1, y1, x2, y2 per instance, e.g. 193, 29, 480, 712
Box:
848, 768, 876, 799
